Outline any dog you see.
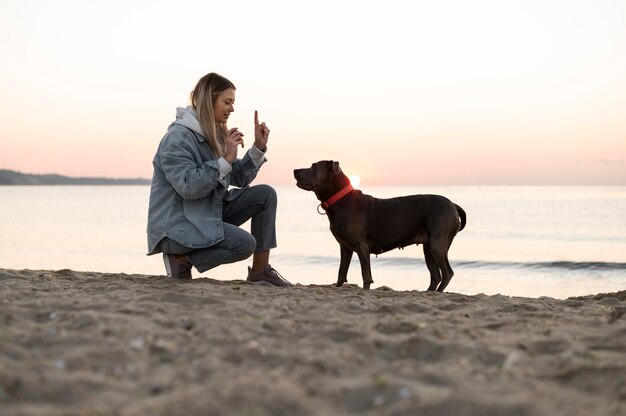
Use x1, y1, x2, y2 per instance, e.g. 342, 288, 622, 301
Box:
293, 160, 466, 291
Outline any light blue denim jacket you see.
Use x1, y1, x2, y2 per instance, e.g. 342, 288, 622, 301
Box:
147, 107, 266, 255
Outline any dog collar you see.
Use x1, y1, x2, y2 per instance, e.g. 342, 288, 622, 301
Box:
320, 184, 354, 211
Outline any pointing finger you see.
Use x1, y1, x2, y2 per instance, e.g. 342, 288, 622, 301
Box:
254, 110, 259, 127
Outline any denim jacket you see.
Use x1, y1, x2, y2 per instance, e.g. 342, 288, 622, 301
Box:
147, 107, 266, 255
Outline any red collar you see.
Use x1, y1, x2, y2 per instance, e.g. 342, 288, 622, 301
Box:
320, 184, 353, 210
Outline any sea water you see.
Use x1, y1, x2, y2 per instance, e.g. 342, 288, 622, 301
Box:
1, 185, 624, 299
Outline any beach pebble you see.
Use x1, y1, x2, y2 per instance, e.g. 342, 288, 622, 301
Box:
398, 387, 412, 399
129, 338, 144, 350
502, 351, 523, 371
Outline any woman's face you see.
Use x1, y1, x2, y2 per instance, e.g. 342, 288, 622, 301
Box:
213, 88, 236, 124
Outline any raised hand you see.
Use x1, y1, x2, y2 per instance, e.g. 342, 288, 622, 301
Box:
254, 110, 270, 151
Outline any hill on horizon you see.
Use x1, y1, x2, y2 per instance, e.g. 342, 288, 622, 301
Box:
0, 169, 151, 185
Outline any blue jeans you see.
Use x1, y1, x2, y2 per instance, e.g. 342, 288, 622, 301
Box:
160, 184, 277, 272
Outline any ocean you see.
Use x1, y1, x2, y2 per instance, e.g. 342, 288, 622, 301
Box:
1, 185, 624, 299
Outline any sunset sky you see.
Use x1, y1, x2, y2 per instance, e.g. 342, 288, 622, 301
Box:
1, 0, 624, 186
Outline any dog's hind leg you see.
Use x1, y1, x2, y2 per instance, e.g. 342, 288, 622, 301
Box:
430, 243, 454, 292
434, 251, 454, 292
423, 244, 442, 291
355, 243, 374, 289
436, 261, 454, 292
336, 245, 353, 287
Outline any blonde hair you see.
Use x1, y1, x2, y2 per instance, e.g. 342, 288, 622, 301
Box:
190, 72, 236, 157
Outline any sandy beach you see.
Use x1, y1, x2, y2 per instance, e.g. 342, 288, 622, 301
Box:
0, 268, 624, 416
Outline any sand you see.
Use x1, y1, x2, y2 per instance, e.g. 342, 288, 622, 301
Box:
0, 268, 624, 416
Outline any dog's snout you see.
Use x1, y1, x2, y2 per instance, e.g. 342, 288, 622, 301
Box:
294, 167, 312, 179
294, 167, 315, 191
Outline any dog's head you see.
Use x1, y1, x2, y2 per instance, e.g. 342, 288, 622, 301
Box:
294, 160, 348, 199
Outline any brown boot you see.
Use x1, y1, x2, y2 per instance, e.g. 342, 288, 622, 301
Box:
163, 253, 192, 280
246, 265, 292, 287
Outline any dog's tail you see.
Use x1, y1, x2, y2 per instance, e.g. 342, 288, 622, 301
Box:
455, 204, 467, 233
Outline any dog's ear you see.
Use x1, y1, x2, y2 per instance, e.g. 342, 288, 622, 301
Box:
331, 161, 342, 175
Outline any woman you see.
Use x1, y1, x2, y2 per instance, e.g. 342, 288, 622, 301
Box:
147, 72, 291, 287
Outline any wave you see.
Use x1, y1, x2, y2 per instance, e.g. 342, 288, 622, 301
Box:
453, 260, 626, 271
278, 255, 626, 272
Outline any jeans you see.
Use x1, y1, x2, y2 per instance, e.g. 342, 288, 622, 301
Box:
160, 184, 277, 272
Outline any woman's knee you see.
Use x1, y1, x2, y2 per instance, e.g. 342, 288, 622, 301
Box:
236, 232, 257, 259
252, 184, 277, 207
217, 223, 258, 261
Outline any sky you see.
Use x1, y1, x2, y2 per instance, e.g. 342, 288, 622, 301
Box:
1, 0, 625, 186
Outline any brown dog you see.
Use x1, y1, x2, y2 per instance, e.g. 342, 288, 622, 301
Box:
293, 160, 466, 291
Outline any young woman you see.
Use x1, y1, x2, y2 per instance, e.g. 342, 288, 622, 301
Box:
147, 72, 291, 286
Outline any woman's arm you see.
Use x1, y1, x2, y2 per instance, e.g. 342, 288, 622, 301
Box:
159, 129, 228, 199
227, 111, 270, 187
230, 145, 265, 187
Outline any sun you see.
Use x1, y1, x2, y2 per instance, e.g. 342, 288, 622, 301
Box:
348, 174, 361, 188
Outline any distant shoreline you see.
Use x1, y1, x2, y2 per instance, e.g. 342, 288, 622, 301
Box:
0, 169, 150, 185
1, 169, 623, 187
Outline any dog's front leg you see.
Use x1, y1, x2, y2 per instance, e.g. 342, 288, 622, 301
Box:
336, 245, 352, 287
355, 243, 373, 290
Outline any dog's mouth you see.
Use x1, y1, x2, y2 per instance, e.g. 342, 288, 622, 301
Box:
296, 181, 313, 191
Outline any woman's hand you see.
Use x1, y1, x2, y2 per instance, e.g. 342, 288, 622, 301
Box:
254, 110, 270, 151
224, 127, 244, 164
